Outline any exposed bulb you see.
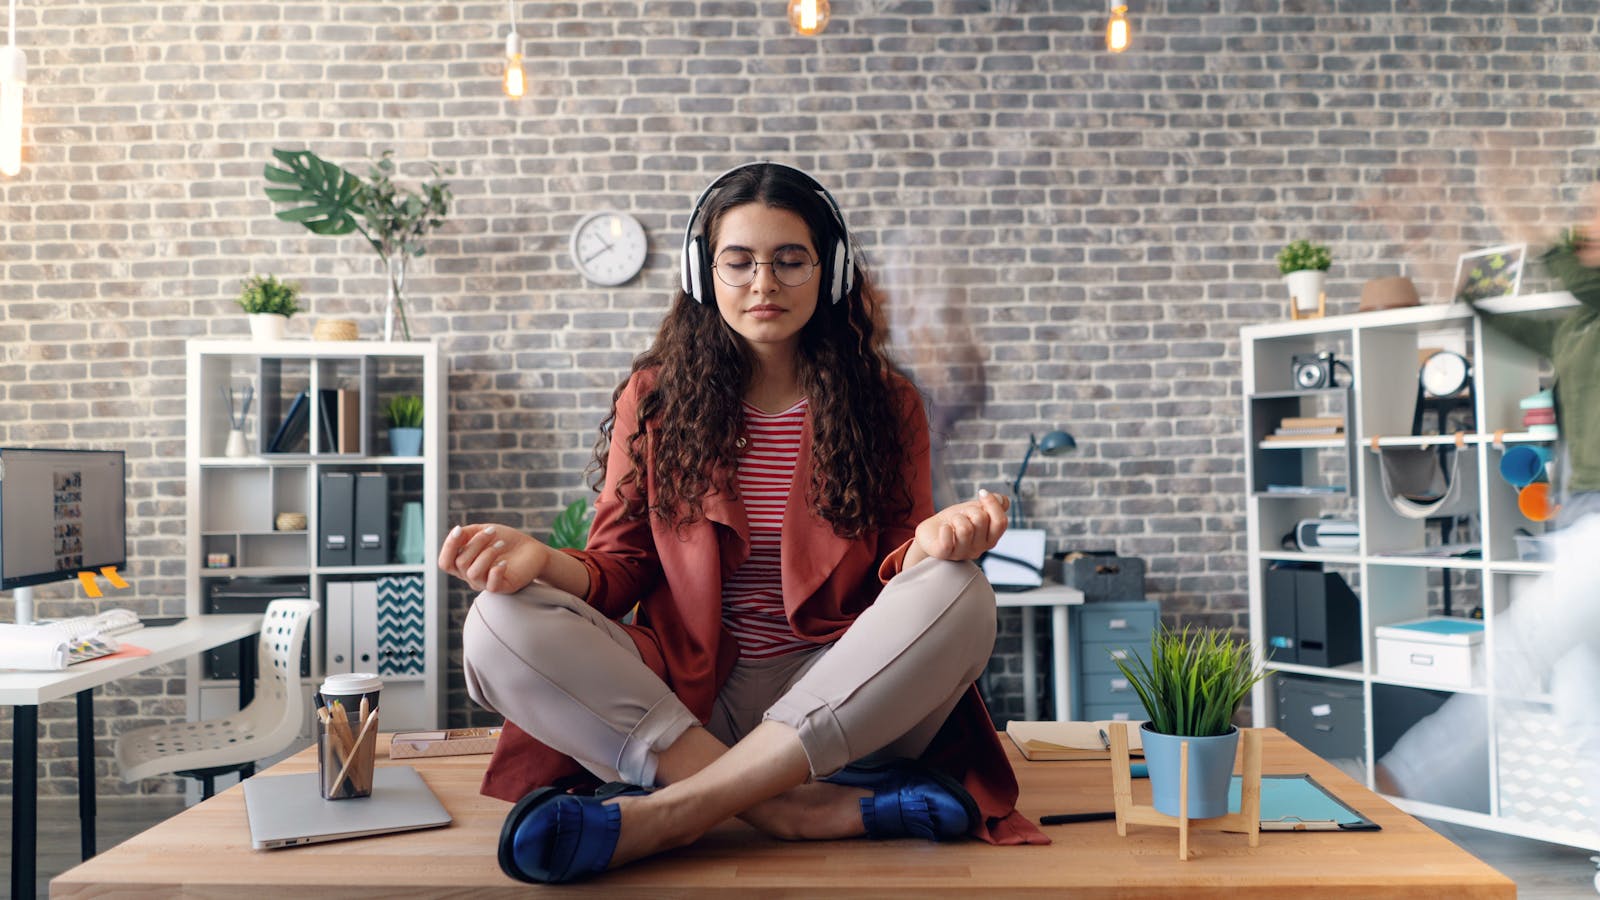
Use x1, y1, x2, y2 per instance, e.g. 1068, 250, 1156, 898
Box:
0, 44, 24, 177
502, 31, 525, 99
1106, 4, 1130, 53
788, 0, 831, 36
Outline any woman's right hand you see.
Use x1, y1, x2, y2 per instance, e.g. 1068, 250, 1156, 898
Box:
438, 524, 553, 594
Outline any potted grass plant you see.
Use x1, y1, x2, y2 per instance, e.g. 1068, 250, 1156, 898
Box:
236, 274, 303, 341
385, 394, 424, 457
1115, 625, 1271, 818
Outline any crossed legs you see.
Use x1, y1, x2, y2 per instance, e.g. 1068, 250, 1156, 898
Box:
463, 558, 996, 865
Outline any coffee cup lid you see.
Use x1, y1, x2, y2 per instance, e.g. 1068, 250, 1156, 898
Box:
320, 672, 382, 696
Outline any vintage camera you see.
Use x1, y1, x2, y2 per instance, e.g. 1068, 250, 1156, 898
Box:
1291, 352, 1344, 390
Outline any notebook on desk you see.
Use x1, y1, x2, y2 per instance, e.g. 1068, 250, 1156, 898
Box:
242, 765, 451, 849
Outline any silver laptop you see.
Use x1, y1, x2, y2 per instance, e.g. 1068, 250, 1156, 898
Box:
242, 765, 452, 849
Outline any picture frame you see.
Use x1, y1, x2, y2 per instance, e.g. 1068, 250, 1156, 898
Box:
1452, 243, 1526, 304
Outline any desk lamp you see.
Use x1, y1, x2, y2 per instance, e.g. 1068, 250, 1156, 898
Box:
1010, 429, 1076, 527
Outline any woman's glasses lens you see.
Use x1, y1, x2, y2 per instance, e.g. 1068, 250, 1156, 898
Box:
714, 248, 816, 288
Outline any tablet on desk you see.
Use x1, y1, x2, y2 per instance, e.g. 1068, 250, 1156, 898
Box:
140, 617, 186, 628
243, 765, 451, 849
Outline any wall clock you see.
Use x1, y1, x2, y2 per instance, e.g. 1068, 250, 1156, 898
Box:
1412, 350, 1475, 434
569, 211, 647, 286
1419, 350, 1471, 398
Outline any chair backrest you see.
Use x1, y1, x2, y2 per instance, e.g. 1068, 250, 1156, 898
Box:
236, 599, 319, 751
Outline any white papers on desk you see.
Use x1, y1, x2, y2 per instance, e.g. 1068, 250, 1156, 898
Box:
0, 622, 120, 670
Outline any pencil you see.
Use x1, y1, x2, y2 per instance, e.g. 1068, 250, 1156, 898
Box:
330, 709, 379, 797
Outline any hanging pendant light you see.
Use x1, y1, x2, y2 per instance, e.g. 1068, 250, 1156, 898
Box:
502, 1, 525, 98
1106, 1, 1131, 53
788, 0, 831, 36
0, 0, 25, 176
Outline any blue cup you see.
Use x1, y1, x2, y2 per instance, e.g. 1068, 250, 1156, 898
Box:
1499, 445, 1551, 488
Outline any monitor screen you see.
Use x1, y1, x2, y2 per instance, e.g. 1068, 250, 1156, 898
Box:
0, 448, 127, 591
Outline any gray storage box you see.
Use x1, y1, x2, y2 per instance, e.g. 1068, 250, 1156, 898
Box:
1274, 674, 1365, 762
1058, 552, 1145, 603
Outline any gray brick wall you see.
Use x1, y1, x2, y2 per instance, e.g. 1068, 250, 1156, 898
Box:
2, 0, 1598, 796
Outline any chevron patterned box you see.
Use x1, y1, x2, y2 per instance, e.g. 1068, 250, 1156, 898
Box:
376, 575, 425, 677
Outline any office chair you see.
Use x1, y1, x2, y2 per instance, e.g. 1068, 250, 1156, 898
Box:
114, 598, 318, 799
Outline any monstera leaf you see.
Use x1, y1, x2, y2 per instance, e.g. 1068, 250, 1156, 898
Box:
263, 148, 369, 236
549, 499, 594, 551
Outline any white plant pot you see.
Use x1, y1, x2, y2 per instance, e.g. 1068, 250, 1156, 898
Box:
248, 313, 289, 342
1284, 270, 1326, 314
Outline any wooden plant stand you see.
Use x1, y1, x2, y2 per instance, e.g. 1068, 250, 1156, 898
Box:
1290, 291, 1327, 319
1108, 722, 1264, 861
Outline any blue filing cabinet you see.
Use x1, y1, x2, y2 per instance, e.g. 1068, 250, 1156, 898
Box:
1069, 600, 1160, 721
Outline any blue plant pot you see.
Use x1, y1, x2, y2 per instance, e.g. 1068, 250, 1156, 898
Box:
389, 427, 423, 457
1141, 722, 1240, 819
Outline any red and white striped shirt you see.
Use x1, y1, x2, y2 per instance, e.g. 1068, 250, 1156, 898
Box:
721, 398, 813, 659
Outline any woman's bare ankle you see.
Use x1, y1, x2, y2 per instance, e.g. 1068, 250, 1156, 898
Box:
739, 782, 868, 841
607, 795, 706, 868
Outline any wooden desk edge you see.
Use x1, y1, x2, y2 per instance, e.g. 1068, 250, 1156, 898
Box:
51, 729, 1516, 899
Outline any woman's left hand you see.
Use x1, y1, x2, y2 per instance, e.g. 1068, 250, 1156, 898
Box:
904, 489, 1010, 569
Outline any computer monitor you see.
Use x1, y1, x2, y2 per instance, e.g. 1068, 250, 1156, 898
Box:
0, 448, 127, 623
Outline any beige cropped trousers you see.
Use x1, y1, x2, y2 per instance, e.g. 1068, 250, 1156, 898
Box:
462, 558, 997, 788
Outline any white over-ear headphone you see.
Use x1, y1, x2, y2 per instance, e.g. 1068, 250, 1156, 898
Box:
679, 161, 855, 306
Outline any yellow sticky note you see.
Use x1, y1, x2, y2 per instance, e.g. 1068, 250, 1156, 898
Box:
77, 571, 104, 598
100, 566, 129, 589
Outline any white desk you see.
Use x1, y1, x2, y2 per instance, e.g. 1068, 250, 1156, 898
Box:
994, 583, 1085, 721
1, 614, 262, 900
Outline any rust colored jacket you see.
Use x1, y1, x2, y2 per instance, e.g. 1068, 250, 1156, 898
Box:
478, 369, 1047, 845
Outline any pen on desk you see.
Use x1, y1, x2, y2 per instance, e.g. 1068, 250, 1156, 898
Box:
1098, 728, 1110, 750
1039, 811, 1117, 825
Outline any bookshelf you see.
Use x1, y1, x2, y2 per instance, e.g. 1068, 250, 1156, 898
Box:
1242, 293, 1600, 852
182, 340, 447, 795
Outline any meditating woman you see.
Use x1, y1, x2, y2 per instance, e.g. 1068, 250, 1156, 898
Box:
442, 162, 1045, 884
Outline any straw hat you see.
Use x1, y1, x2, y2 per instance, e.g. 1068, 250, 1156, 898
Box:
1359, 276, 1420, 312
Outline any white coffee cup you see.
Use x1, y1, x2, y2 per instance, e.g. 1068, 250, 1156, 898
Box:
317, 672, 382, 799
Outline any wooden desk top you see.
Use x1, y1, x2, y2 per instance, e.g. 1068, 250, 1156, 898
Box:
52, 729, 1513, 898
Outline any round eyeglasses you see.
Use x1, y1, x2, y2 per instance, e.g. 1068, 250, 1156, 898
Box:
713, 247, 818, 288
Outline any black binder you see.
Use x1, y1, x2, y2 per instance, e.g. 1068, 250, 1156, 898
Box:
267, 391, 310, 453
1264, 566, 1299, 665
353, 471, 389, 566
317, 389, 339, 453
319, 471, 355, 566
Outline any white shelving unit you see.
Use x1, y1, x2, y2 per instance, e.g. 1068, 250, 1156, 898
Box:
182, 340, 447, 793
1243, 292, 1600, 852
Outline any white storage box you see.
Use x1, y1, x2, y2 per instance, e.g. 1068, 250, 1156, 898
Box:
1375, 617, 1484, 689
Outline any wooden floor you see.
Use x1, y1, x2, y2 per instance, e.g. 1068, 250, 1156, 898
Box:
3, 797, 1596, 897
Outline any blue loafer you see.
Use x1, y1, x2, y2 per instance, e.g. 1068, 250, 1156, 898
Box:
497, 784, 647, 884
825, 759, 979, 841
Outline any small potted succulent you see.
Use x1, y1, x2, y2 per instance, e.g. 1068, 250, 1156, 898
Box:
1276, 239, 1333, 318
385, 394, 424, 457
236, 274, 303, 341
1115, 625, 1271, 819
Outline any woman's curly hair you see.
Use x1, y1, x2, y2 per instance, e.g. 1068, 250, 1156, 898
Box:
590, 164, 914, 539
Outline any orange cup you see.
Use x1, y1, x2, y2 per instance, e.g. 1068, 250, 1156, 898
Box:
1517, 482, 1560, 522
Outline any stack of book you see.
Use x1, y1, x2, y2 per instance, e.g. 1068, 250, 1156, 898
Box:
1521, 390, 1557, 438
1265, 416, 1344, 442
